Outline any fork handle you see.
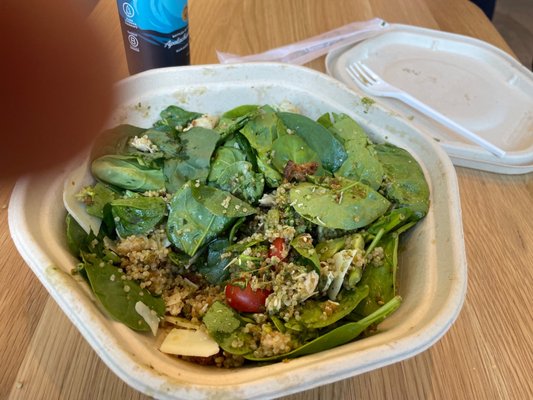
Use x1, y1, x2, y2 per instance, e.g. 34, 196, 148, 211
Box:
393, 92, 506, 158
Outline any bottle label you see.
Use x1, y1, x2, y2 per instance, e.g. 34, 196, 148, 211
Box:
117, 0, 188, 33
116, 0, 190, 74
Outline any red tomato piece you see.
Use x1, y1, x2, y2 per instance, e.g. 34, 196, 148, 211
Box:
225, 282, 271, 313
269, 237, 286, 260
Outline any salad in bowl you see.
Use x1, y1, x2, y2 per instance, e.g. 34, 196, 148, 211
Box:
64, 101, 429, 367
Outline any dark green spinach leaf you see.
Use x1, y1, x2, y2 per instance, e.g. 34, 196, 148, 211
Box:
91, 155, 165, 191
163, 127, 220, 193
245, 295, 401, 361
167, 183, 232, 256
82, 253, 165, 332
153, 105, 202, 130
277, 112, 347, 172
375, 144, 430, 219
110, 196, 166, 237
289, 178, 390, 230
355, 233, 399, 317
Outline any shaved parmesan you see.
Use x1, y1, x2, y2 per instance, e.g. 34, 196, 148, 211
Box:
135, 301, 160, 336
160, 328, 219, 357
327, 249, 357, 300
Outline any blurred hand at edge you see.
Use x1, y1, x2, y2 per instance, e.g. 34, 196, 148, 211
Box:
1, 0, 114, 177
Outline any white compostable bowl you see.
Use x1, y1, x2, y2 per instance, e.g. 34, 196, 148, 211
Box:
9, 63, 467, 399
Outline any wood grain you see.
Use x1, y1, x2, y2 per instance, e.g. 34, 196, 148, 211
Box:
1, 0, 532, 399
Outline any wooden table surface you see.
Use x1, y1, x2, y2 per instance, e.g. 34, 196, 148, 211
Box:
2, 0, 533, 399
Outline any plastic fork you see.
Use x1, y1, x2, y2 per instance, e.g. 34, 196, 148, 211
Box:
346, 62, 506, 158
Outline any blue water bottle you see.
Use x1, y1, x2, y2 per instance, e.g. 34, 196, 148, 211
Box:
116, 0, 189, 75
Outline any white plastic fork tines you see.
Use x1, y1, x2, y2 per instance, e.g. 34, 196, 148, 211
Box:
346, 62, 506, 158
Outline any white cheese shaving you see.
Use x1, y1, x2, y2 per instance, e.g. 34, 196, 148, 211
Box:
327, 249, 357, 300
160, 328, 219, 357
134, 301, 160, 336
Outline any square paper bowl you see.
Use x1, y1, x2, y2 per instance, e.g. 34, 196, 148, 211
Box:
8, 63, 467, 399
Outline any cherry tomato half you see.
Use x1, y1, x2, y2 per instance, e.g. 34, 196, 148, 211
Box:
268, 237, 286, 260
225, 282, 271, 313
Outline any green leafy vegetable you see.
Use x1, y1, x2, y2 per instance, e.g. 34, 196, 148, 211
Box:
290, 234, 321, 272
271, 133, 323, 175
375, 143, 430, 219
167, 183, 232, 256
355, 233, 399, 317
110, 196, 166, 237
91, 155, 165, 191
277, 112, 347, 172
203, 301, 255, 355
67, 102, 430, 366
297, 285, 370, 329
163, 127, 220, 193
66, 213, 91, 256
289, 178, 390, 230
198, 239, 231, 284
210, 160, 264, 204
240, 106, 286, 154
190, 184, 257, 218
153, 105, 202, 130
216, 105, 259, 138
82, 253, 165, 332
245, 296, 402, 361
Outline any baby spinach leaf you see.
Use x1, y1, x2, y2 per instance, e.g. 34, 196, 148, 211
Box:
91, 155, 165, 192
245, 295, 401, 361
328, 114, 383, 190
277, 112, 347, 172
163, 127, 220, 193
335, 143, 384, 190
82, 253, 165, 332
256, 155, 283, 188
190, 184, 257, 218
141, 128, 181, 158
90, 124, 147, 160
216, 105, 259, 138
315, 233, 364, 261
289, 178, 390, 230
328, 113, 369, 147
84, 183, 118, 219
167, 183, 232, 256
66, 213, 91, 257
316, 112, 333, 129
198, 238, 231, 284
203, 301, 255, 355
271, 134, 323, 175
367, 207, 415, 235
290, 234, 321, 272
210, 161, 264, 204
374, 144, 430, 219
208, 146, 247, 183
355, 233, 398, 317
297, 285, 369, 329
315, 237, 347, 261
153, 105, 202, 130
240, 106, 286, 154
110, 196, 166, 237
